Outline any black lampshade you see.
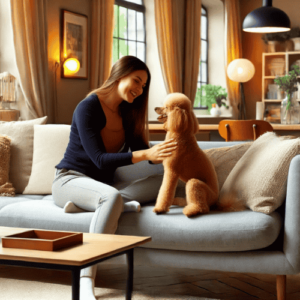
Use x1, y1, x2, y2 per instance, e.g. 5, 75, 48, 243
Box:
243, 0, 290, 33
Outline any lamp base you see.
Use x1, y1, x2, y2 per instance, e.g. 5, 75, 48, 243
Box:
1, 102, 14, 110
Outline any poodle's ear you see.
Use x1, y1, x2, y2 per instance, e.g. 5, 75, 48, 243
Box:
168, 106, 188, 132
190, 110, 199, 134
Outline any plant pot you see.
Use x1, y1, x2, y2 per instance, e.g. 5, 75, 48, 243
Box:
267, 41, 280, 52
281, 92, 300, 124
291, 37, 300, 51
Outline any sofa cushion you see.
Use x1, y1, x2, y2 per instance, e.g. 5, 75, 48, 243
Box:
0, 135, 15, 196
204, 142, 252, 190
0, 194, 45, 210
116, 205, 282, 252
0, 117, 47, 193
219, 132, 300, 214
23, 125, 71, 194
0, 197, 93, 232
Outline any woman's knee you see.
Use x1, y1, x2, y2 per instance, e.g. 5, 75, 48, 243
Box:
100, 187, 123, 210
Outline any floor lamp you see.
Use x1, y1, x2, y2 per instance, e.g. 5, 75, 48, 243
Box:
227, 59, 255, 120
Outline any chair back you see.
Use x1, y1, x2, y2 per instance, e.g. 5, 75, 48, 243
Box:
218, 120, 273, 142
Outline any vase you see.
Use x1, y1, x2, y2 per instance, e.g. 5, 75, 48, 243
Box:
280, 92, 300, 124
291, 37, 300, 51
210, 104, 221, 117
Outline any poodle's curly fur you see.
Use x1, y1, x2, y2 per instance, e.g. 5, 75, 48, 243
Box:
153, 93, 219, 217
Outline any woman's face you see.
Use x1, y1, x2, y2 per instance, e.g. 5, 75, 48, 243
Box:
117, 70, 148, 103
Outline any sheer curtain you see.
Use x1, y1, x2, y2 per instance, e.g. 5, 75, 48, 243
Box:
224, 0, 243, 119
10, 0, 50, 120
154, 0, 201, 105
90, 0, 114, 90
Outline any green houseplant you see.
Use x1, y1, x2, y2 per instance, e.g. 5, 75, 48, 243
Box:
274, 65, 300, 124
194, 84, 228, 111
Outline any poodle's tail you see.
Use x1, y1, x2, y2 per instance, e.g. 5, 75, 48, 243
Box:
215, 197, 246, 212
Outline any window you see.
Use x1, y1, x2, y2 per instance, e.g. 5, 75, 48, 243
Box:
113, 0, 146, 63
194, 6, 208, 109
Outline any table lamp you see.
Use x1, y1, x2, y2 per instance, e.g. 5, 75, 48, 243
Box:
0, 72, 17, 110
227, 59, 255, 120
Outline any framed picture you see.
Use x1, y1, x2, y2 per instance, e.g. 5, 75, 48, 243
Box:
61, 10, 88, 79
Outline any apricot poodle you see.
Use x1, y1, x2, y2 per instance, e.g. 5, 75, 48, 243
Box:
153, 93, 219, 217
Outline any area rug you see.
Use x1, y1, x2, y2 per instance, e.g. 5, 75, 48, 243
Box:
0, 278, 219, 300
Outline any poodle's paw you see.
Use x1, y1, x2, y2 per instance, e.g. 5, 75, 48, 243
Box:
153, 205, 169, 214
183, 203, 209, 218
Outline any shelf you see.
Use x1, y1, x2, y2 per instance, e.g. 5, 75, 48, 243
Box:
263, 99, 300, 102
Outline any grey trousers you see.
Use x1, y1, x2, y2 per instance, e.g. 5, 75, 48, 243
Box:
52, 168, 170, 232
52, 168, 185, 277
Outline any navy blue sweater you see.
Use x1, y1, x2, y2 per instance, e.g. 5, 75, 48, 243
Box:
56, 94, 148, 183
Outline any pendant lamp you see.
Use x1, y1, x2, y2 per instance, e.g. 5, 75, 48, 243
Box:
243, 0, 290, 33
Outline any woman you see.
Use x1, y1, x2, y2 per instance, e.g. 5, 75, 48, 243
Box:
52, 56, 177, 300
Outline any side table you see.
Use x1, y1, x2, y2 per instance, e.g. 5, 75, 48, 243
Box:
0, 109, 20, 121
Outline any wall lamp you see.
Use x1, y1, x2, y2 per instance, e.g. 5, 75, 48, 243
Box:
243, 0, 290, 33
62, 57, 80, 76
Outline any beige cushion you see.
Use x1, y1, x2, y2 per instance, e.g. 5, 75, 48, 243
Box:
0, 117, 47, 193
23, 125, 71, 195
218, 132, 300, 214
0, 135, 15, 196
204, 142, 252, 190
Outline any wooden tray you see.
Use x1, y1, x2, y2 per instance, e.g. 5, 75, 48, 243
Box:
2, 230, 83, 251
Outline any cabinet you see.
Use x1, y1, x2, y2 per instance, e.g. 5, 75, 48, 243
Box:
262, 51, 300, 123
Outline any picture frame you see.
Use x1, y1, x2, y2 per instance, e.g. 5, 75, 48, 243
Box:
61, 10, 88, 79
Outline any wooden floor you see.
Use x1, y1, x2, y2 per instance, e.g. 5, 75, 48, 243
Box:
1, 263, 300, 299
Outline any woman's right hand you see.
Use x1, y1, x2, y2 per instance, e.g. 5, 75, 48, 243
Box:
145, 139, 177, 163
131, 139, 177, 164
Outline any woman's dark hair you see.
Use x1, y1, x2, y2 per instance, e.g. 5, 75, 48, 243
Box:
88, 56, 151, 145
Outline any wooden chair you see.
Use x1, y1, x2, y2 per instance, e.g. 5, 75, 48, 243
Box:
218, 120, 273, 142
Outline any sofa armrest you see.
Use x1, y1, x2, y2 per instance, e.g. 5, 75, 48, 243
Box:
283, 154, 300, 273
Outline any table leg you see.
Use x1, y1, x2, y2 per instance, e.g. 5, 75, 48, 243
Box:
126, 249, 134, 300
72, 268, 80, 300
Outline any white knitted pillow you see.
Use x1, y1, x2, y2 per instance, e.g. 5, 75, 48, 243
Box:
204, 142, 252, 190
218, 132, 300, 214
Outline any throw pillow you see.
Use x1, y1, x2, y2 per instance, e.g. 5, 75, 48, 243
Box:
0, 135, 15, 196
204, 142, 252, 190
218, 132, 300, 214
23, 125, 71, 195
0, 116, 47, 193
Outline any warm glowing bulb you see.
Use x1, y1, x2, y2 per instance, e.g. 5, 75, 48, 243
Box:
237, 67, 243, 74
63, 58, 80, 74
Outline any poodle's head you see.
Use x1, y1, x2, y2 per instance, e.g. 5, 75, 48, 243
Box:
155, 93, 198, 134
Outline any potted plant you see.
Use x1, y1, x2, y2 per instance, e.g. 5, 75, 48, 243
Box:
195, 84, 228, 115
274, 65, 300, 124
288, 27, 300, 51
261, 32, 288, 52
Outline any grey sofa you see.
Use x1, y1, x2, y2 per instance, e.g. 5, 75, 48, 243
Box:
0, 138, 299, 300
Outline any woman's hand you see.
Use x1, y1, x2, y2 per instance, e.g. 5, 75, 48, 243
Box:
146, 139, 177, 163
131, 139, 177, 164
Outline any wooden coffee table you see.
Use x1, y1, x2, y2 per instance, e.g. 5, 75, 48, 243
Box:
0, 226, 151, 300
